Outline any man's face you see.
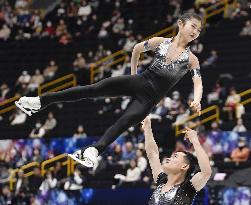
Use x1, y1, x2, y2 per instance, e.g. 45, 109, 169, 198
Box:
162, 152, 189, 174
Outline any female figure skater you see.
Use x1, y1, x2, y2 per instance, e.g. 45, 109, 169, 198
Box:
15, 12, 203, 167
142, 117, 211, 205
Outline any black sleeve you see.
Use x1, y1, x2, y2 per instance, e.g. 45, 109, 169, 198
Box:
156, 172, 167, 186
190, 68, 201, 78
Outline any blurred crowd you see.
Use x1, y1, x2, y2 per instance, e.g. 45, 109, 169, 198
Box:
0, 0, 250, 131
0, 0, 251, 203
0, 0, 249, 42
0, 0, 188, 42
0, 128, 250, 204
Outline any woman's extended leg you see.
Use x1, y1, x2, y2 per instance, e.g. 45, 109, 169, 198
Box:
15, 75, 141, 115
70, 98, 155, 167
94, 100, 154, 154
40, 75, 138, 107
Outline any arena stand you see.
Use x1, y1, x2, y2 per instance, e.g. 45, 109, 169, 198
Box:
0, 0, 251, 204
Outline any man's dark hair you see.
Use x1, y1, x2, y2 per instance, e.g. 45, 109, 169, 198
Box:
181, 151, 200, 180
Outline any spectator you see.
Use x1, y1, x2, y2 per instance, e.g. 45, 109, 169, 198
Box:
211, 121, 222, 133
123, 35, 137, 52
174, 140, 186, 152
56, 19, 67, 37
15, 0, 29, 9
30, 10, 41, 29
114, 159, 141, 184
29, 121, 45, 138
27, 69, 44, 92
0, 185, 13, 205
16, 70, 31, 86
0, 163, 9, 183
240, 20, 251, 36
223, 87, 241, 120
0, 24, 11, 40
136, 149, 147, 172
112, 17, 125, 34
121, 141, 135, 161
34, 22, 43, 38
78, 0, 92, 17
32, 148, 43, 163
59, 30, 72, 45
53, 162, 66, 188
203, 123, 222, 155
236, 102, 245, 119
231, 138, 250, 163
232, 118, 247, 132
149, 99, 168, 121
207, 88, 220, 105
120, 96, 131, 112
201, 50, 218, 68
43, 60, 58, 81
42, 112, 57, 135
67, 1, 78, 17
14, 170, 29, 195
0, 83, 10, 101
107, 144, 122, 165
15, 29, 26, 41
231, 2, 249, 18
172, 106, 189, 127
42, 21, 55, 38
64, 167, 83, 190
57, 2, 66, 17
22, 22, 32, 39
97, 24, 109, 39
9, 109, 27, 125
28, 167, 43, 194
39, 170, 57, 191
73, 52, 86, 71
190, 39, 203, 55
111, 64, 126, 77
170, 91, 182, 107
73, 125, 87, 139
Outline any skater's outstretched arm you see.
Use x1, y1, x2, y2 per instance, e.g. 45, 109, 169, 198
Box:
131, 37, 166, 75
183, 127, 212, 191
189, 53, 203, 114
141, 117, 162, 182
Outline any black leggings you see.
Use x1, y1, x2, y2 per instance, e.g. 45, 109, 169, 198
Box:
40, 75, 158, 154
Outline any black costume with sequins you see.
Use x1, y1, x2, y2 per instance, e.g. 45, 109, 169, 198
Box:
142, 38, 191, 98
40, 38, 200, 154
148, 172, 197, 205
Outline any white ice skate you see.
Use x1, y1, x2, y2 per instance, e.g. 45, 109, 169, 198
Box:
15, 96, 41, 116
68, 147, 98, 168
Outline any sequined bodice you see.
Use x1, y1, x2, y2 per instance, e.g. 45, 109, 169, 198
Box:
148, 172, 197, 205
148, 184, 179, 205
142, 38, 190, 97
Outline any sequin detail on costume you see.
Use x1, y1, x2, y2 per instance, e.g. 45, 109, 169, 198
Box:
144, 40, 151, 51
142, 38, 190, 98
148, 184, 179, 205
148, 172, 197, 205
190, 68, 201, 78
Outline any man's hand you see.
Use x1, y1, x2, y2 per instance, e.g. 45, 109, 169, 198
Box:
182, 127, 199, 144
190, 100, 201, 115
141, 116, 152, 131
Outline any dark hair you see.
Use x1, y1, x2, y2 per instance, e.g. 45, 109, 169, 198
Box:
178, 12, 202, 24
181, 151, 200, 180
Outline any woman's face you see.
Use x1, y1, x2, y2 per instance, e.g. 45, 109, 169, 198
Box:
178, 18, 202, 43
130, 160, 136, 168
162, 152, 189, 174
